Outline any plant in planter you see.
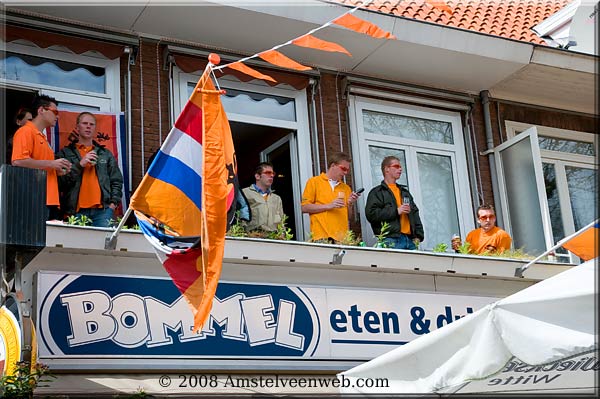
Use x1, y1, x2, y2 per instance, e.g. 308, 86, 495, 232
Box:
0, 361, 54, 398
432, 242, 449, 253
266, 214, 294, 241
374, 221, 391, 248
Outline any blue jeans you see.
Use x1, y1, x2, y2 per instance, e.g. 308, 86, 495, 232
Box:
383, 235, 416, 250
75, 207, 114, 227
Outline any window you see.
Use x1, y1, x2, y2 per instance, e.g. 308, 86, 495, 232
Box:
501, 122, 597, 262
350, 97, 474, 250
174, 68, 312, 239
1, 42, 120, 112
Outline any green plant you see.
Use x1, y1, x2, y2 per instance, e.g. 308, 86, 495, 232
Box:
227, 211, 248, 238
129, 387, 149, 398
0, 361, 54, 398
432, 242, 448, 253
266, 214, 294, 241
65, 215, 92, 226
338, 230, 361, 246
487, 247, 534, 260
374, 222, 391, 248
457, 241, 471, 254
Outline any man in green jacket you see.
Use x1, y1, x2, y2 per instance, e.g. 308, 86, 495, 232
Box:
242, 162, 285, 232
365, 156, 424, 250
57, 112, 123, 227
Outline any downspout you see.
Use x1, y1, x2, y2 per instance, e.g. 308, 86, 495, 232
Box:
308, 78, 321, 175
125, 46, 133, 193
462, 105, 481, 212
480, 90, 504, 227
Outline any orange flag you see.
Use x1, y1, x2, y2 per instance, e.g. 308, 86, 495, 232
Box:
333, 13, 396, 40
227, 61, 277, 83
259, 49, 312, 71
292, 34, 352, 56
424, 0, 453, 14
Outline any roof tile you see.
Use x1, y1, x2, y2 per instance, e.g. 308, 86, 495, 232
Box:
335, 0, 570, 44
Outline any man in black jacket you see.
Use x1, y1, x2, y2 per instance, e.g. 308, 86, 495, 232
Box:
365, 156, 424, 250
57, 112, 123, 227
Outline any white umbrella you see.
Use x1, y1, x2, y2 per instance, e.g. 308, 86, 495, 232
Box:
340, 258, 597, 394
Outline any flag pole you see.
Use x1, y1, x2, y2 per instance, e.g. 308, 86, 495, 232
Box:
514, 219, 599, 277
104, 207, 133, 250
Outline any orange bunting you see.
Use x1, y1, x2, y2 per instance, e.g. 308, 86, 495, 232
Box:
258, 50, 312, 71
424, 0, 453, 14
292, 34, 352, 56
227, 62, 277, 83
333, 13, 396, 40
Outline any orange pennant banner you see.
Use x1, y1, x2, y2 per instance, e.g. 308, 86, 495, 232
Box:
333, 13, 396, 40
424, 0, 453, 14
292, 34, 352, 56
227, 61, 277, 83
259, 49, 312, 71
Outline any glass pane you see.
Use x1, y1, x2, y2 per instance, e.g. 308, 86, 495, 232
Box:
187, 84, 296, 122
542, 163, 567, 256
417, 153, 459, 251
500, 138, 546, 254
368, 146, 407, 188
539, 136, 595, 156
1, 52, 105, 93
565, 165, 597, 230
362, 110, 453, 144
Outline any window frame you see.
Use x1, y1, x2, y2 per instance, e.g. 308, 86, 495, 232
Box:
349, 96, 475, 248
173, 67, 313, 239
2, 42, 120, 112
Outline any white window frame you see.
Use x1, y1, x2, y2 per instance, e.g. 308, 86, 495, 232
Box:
1, 41, 120, 112
504, 121, 597, 262
349, 96, 475, 248
173, 67, 313, 238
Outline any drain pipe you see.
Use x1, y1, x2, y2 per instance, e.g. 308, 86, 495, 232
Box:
308, 78, 321, 175
480, 90, 504, 227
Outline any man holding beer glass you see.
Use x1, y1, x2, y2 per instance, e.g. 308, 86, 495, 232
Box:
57, 112, 123, 227
451, 205, 511, 254
301, 152, 362, 242
365, 156, 424, 250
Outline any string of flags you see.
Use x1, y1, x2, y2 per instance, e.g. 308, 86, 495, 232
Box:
213, 0, 453, 83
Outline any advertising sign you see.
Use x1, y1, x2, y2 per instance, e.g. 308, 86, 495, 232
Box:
37, 272, 497, 363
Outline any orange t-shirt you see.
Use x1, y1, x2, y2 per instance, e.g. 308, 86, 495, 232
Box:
11, 121, 59, 206
76, 145, 102, 211
386, 183, 411, 235
466, 226, 512, 254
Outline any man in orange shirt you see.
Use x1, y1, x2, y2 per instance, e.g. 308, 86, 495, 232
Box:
12, 95, 72, 220
452, 205, 512, 254
301, 152, 362, 242
57, 112, 123, 227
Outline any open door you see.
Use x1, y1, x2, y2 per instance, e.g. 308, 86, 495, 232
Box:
260, 133, 301, 240
494, 127, 554, 255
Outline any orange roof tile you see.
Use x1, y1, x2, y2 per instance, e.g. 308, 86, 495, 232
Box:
335, 0, 570, 45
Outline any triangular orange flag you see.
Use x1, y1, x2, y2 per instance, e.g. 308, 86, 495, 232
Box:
259, 49, 312, 71
424, 0, 453, 14
227, 61, 277, 83
333, 13, 396, 40
292, 34, 352, 56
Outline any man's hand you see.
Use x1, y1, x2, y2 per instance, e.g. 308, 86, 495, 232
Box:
348, 191, 361, 204
52, 158, 72, 175
397, 204, 410, 215
109, 202, 117, 210
80, 151, 98, 168
329, 198, 346, 209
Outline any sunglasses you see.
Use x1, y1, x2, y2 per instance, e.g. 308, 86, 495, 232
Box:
44, 107, 59, 116
479, 215, 495, 221
262, 171, 275, 177
388, 164, 401, 169
337, 164, 350, 173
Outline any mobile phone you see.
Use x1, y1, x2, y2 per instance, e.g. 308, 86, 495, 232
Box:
356, 188, 365, 194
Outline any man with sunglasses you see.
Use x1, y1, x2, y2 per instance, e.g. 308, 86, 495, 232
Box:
12, 94, 72, 220
365, 156, 424, 250
452, 205, 512, 254
242, 162, 284, 232
301, 152, 361, 242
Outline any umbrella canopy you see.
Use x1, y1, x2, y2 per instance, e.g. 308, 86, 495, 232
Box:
340, 259, 597, 394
